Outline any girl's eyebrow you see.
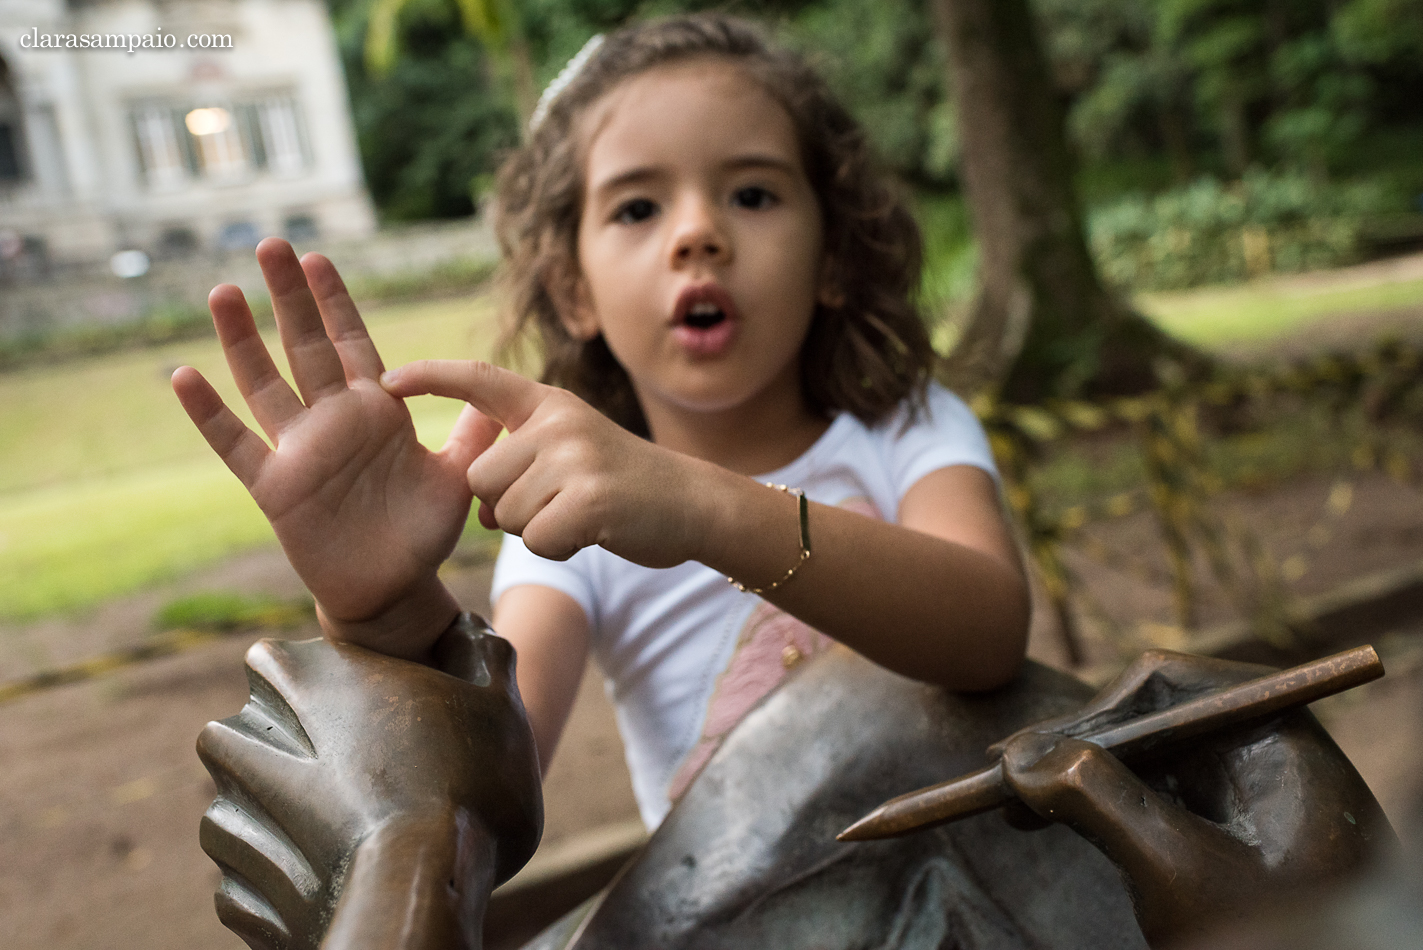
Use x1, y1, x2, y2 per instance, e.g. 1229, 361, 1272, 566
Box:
591, 153, 799, 197
592, 166, 662, 195
722, 154, 798, 175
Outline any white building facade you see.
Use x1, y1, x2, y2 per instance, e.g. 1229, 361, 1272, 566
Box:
0, 0, 375, 271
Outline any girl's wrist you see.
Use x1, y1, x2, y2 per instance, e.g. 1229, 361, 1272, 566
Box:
675, 455, 747, 567
317, 574, 462, 663
687, 463, 805, 589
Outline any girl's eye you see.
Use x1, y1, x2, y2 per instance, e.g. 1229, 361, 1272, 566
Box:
732, 186, 778, 210
614, 198, 658, 224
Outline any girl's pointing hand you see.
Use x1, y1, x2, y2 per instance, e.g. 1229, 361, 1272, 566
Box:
382, 360, 709, 571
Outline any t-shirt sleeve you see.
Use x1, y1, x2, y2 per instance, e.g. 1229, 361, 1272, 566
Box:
490, 533, 598, 627
883, 382, 999, 498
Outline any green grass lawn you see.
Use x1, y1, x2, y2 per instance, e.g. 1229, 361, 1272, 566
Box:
1138, 270, 1423, 347
0, 292, 499, 621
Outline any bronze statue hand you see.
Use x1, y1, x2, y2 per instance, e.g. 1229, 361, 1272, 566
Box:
197, 615, 542, 950
996, 650, 1393, 948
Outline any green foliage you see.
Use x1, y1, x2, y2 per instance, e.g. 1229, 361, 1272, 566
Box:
1038, 0, 1423, 179
330, 0, 960, 220
778, 0, 954, 184
0, 302, 218, 372
329, 0, 1423, 226
913, 192, 978, 350
345, 256, 497, 304
331, 0, 520, 221
155, 592, 314, 632
0, 253, 495, 373
1089, 170, 1403, 291
1333, 0, 1423, 63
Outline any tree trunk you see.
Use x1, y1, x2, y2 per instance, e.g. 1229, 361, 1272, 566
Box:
931, 0, 1200, 402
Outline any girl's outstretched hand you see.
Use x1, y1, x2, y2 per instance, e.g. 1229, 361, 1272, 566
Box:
381, 360, 706, 570
172, 239, 500, 658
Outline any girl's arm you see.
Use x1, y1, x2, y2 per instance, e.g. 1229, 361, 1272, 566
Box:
490, 585, 592, 773
697, 462, 1029, 690
384, 361, 1029, 692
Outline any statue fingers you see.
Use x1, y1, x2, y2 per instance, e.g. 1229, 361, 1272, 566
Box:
987, 653, 1190, 758
212, 873, 294, 950
1001, 733, 1253, 875
989, 650, 1273, 759
201, 797, 325, 943
1001, 732, 1265, 943
431, 614, 516, 691
197, 717, 321, 841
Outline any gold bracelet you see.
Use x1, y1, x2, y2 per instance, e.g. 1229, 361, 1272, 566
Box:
728, 484, 811, 595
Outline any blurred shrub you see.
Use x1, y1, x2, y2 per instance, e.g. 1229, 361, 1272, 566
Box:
1089, 170, 1402, 290
346, 256, 497, 303
0, 302, 215, 371
155, 592, 314, 632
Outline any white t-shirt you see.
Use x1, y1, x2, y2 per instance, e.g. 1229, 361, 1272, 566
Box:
491, 381, 997, 827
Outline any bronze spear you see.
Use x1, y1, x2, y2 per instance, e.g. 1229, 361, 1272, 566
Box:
838, 644, 1384, 842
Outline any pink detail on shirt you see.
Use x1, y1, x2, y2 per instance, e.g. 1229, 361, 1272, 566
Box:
666, 495, 882, 802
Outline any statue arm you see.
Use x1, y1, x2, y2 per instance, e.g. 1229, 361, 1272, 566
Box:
999, 650, 1395, 947
323, 811, 496, 950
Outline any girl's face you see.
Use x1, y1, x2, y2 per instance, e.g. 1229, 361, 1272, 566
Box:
566, 58, 831, 435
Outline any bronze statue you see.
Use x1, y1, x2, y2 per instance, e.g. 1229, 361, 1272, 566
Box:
990, 650, 1395, 946
198, 621, 1393, 950
197, 615, 541, 950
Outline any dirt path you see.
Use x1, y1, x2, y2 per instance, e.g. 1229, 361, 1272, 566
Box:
0, 552, 638, 949
2, 468, 1421, 947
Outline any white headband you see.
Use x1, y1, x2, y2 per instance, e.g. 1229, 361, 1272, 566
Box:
528, 34, 606, 133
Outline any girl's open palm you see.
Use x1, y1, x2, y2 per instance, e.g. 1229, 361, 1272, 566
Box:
172, 240, 498, 635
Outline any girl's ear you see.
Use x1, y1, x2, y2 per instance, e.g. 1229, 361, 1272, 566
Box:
547, 264, 601, 340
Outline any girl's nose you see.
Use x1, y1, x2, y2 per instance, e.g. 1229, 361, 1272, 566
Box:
670, 198, 730, 266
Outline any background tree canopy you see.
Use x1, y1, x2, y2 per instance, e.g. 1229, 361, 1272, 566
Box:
329, 0, 1423, 222
327, 0, 1423, 394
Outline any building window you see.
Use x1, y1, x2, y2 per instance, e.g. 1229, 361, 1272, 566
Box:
284, 213, 319, 242
134, 106, 189, 189
130, 93, 310, 189
217, 221, 260, 251
259, 98, 308, 176
186, 106, 248, 179
0, 122, 21, 183
0, 57, 26, 186
156, 226, 200, 260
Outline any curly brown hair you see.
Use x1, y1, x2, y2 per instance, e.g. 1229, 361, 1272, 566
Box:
494, 12, 934, 437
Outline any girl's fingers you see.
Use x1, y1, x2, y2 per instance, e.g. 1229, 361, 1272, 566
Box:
465, 426, 540, 513
173, 366, 273, 490
442, 403, 505, 471
517, 490, 597, 562
257, 238, 350, 406
382, 361, 546, 431
209, 285, 306, 441
300, 252, 385, 382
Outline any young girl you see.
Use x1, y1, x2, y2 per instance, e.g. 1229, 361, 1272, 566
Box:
172, 13, 1030, 829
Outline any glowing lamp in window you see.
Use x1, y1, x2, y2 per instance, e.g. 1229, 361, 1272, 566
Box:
184, 107, 232, 136
186, 106, 247, 178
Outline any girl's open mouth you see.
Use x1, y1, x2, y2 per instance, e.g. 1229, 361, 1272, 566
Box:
673, 285, 739, 357
684, 301, 726, 329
